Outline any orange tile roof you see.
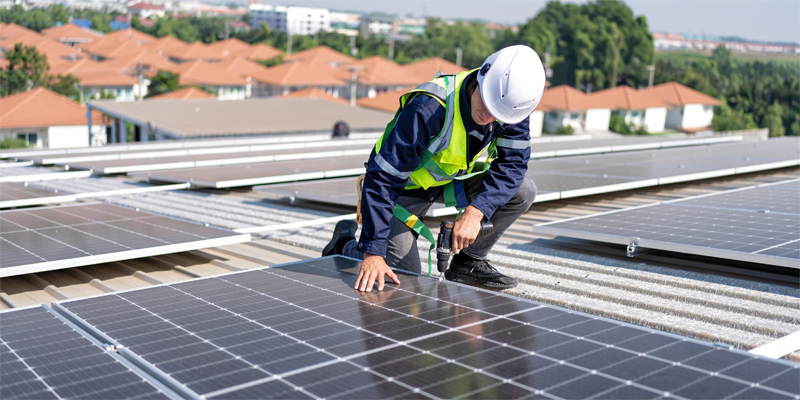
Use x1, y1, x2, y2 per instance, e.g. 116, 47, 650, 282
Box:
0, 87, 104, 128
0, 34, 81, 66
215, 56, 269, 80
356, 86, 414, 112
283, 87, 348, 105
49, 58, 138, 86
0, 23, 39, 41
174, 60, 248, 86
164, 41, 224, 61
402, 57, 468, 82
79, 28, 154, 53
642, 82, 722, 107
41, 23, 102, 43
254, 60, 348, 87
589, 85, 671, 110
284, 45, 354, 66
101, 48, 180, 74
538, 85, 605, 111
147, 87, 216, 100
341, 56, 420, 86
205, 38, 250, 57
234, 43, 282, 61
141, 35, 190, 56
84, 39, 147, 60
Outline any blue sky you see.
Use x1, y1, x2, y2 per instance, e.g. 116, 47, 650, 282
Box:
246, 0, 800, 44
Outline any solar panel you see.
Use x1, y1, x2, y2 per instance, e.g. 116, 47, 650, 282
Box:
0, 182, 71, 207
254, 177, 558, 217
132, 156, 367, 188
63, 143, 374, 175
53, 256, 799, 400
0, 306, 171, 400
0, 202, 250, 277
532, 178, 800, 268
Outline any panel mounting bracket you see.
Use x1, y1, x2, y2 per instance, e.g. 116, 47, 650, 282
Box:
627, 238, 641, 257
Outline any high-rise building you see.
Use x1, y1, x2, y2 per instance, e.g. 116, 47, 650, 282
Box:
248, 2, 330, 35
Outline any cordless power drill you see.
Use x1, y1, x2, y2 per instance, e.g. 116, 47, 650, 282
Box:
436, 220, 494, 279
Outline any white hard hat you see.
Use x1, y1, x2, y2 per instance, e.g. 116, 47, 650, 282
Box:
476, 45, 546, 125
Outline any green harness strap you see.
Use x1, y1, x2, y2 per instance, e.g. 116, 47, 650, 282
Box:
392, 141, 497, 276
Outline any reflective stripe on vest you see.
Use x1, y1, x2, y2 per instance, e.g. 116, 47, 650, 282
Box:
372, 69, 495, 191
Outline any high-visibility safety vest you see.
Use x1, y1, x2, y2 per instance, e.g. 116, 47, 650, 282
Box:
371, 69, 498, 275
373, 69, 497, 191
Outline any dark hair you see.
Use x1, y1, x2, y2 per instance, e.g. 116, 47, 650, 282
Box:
468, 76, 479, 92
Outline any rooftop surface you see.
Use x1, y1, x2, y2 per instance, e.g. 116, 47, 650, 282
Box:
87, 97, 393, 137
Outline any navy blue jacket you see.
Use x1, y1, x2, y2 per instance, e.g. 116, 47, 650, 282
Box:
358, 71, 531, 257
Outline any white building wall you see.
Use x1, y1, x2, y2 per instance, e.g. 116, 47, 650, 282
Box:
47, 125, 91, 149
248, 4, 330, 34
584, 108, 611, 131
215, 86, 247, 100
643, 107, 667, 133
529, 110, 544, 137
681, 104, 715, 129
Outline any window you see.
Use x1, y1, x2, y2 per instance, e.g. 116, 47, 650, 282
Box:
17, 132, 37, 145
548, 112, 558, 119
631, 111, 640, 118
570, 113, 579, 120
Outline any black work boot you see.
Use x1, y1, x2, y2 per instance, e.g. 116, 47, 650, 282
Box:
444, 252, 517, 290
322, 220, 359, 257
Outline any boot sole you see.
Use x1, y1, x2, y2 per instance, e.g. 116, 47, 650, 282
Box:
322, 221, 357, 257
444, 270, 517, 290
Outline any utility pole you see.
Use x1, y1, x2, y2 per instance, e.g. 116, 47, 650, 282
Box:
544, 44, 553, 78
349, 36, 357, 57
343, 65, 364, 107
455, 47, 462, 68
646, 64, 655, 88
224, 20, 230, 40
287, 25, 292, 55
131, 63, 152, 101
127, 12, 132, 39
387, 38, 395, 62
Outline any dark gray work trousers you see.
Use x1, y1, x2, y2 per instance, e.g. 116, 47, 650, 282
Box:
341, 175, 537, 274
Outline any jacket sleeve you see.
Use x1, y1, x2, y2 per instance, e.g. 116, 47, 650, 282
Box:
358, 97, 444, 257
468, 117, 531, 220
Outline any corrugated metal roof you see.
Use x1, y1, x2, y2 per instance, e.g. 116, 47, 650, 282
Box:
88, 97, 393, 138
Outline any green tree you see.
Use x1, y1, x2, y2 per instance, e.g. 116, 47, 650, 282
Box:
48, 73, 80, 98
0, 137, 31, 149
90, 14, 113, 33
1, 43, 50, 96
146, 70, 180, 98
761, 102, 785, 137
712, 99, 758, 131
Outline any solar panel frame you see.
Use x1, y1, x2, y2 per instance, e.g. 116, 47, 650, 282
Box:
52, 256, 800, 400
532, 178, 800, 268
0, 202, 250, 277
0, 305, 175, 400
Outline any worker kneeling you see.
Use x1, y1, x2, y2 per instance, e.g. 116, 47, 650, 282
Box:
323, 45, 545, 292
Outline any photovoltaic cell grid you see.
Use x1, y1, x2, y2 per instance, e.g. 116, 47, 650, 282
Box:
253, 139, 799, 210
0, 306, 169, 400
55, 256, 800, 400
0, 203, 250, 277
532, 179, 800, 268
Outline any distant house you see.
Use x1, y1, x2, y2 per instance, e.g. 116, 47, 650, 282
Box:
283, 45, 354, 66
127, 3, 166, 19
339, 56, 419, 99
538, 85, 610, 133
41, 23, 103, 47
173, 60, 249, 100
282, 87, 349, 105
0, 88, 108, 148
0, 26, 82, 67
49, 58, 142, 101
590, 85, 671, 133
402, 57, 467, 84
642, 82, 722, 132
79, 28, 156, 60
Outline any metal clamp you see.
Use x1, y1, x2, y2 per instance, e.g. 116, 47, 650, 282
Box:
627, 238, 641, 258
